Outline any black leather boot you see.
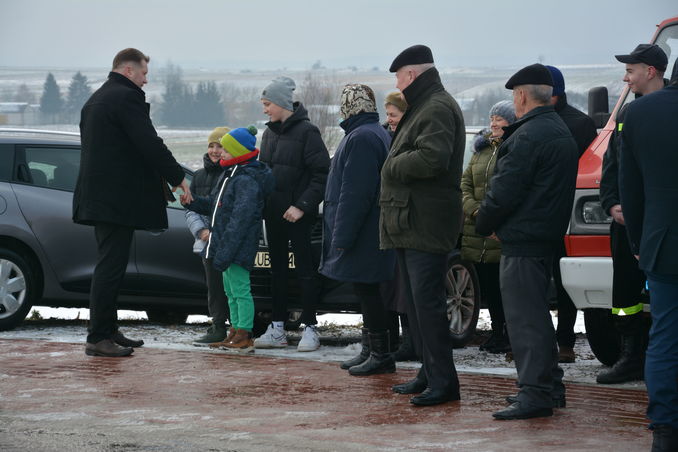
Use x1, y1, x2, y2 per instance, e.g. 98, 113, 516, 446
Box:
392, 326, 417, 362
340, 328, 370, 370
349, 331, 396, 376
596, 332, 645, 384
392, 366, 427, 394
651, 425, 678, 452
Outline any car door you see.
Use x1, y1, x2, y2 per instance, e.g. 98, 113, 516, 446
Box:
11, 143, 136, 292
132, 171, 206, 298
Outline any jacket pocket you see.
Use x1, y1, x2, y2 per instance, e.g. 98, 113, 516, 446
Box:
379, 189, 411, 234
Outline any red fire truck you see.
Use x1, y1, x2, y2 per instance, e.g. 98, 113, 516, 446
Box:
560, 16, 678, 365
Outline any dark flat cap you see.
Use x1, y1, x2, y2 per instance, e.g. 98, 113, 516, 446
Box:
615, 44, 668, 71
505, 63, 554, 89
389, 45, 434, 72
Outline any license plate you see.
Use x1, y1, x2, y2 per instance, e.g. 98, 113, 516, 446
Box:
254, 251, 295, 268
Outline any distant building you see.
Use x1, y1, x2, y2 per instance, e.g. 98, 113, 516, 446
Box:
0, 102, 41, 126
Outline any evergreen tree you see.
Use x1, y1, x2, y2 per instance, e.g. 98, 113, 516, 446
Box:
65, 72, 92, 121
194, 81, 224, 126
40, 73, 63, 122
160, 63, 193, 127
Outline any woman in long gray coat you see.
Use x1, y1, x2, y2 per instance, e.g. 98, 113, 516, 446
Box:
319, 84, 395, 376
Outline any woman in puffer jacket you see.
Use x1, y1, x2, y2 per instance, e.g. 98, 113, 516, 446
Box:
461, 100, 515, 354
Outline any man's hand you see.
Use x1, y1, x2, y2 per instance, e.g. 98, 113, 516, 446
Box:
489, 233, 500, 242
283, 206, 304, 223
199, 229, 210, 241
175, 178, 193, 205
610, 204, 625, 225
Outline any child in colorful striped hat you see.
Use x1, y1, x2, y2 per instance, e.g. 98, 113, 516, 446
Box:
182, 126, 275, 353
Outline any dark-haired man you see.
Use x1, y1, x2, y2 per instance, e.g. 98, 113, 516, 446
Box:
73, 48, 191, 357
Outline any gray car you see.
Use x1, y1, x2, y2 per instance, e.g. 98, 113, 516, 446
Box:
0, 128, 481, 348
0, 129, 205, 330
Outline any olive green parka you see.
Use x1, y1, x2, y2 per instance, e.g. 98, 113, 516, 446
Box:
460, 130, 502, 263
379, 67, 466, 254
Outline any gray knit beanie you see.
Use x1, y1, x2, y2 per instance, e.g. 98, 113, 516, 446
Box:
489, 100, 516, 124
261, 76, 296, 111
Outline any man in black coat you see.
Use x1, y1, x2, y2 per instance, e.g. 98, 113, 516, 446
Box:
73, 48, 190, 357
619, 63, 678, 452
598, 44, 668, 384
476, 64, 578, 420
545, 65, 598, 364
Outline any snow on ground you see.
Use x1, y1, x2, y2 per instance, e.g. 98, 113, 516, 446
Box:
0, 306, 645, 390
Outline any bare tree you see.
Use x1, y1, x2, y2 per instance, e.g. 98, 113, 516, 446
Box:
297, 71, 342, 152
221, 83, 261, 127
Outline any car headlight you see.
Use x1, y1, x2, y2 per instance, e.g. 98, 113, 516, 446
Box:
582, 201, 612, 224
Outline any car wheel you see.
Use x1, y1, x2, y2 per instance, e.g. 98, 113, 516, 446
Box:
584, 308, 621, 366
145, 309, 188, 324
445, 255, 480, 348
0, 248, 36, 331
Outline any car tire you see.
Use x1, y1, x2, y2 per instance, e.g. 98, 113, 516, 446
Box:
0, 248, 36, 331
584, 308, 621, 366
145, 309, 188, 324
445, 255, 480, 348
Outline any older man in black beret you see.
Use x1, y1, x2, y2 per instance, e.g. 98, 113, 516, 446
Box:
475, 63, 578, 420
380, 44, 466, 406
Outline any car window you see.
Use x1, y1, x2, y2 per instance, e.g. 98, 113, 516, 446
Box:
23, 146, 80, 191
463, 130, 479, 170
0, 144, 13, 181
166, 170, 193, 210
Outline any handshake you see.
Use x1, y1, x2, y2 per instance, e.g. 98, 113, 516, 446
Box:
173, 178, 194, 205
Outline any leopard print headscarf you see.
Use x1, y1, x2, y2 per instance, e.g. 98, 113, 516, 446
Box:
340, 84, 377, 120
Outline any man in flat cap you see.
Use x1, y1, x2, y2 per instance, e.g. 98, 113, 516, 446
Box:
618, 58, 678, 452
598, 44, 668, 385
476, 63, 578, 420
380, 44, 465, 406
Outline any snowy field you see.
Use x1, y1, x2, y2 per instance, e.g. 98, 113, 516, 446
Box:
0, 306, 645, 389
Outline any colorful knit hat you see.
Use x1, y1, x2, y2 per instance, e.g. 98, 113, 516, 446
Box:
207, 126, 230, 145
220, 126, 258, 158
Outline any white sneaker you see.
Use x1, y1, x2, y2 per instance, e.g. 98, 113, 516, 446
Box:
297, 325, 320, 352
254, 324, 288, 349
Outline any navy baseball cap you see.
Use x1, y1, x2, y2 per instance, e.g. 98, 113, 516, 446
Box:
615, 44, 668, 72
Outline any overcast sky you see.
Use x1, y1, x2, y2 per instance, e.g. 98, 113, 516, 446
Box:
1, 0, 676, 70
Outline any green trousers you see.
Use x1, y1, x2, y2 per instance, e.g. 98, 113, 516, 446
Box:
222, 264, 254, 331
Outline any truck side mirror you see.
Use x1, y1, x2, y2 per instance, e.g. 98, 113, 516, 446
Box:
588, 86, 610, 129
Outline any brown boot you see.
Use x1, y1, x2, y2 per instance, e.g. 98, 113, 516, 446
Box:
208, 327, 237, 349
223, 329, 254, 353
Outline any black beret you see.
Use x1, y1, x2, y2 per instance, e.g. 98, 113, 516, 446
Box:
505, 63, 554, 89
389, 45, 434, 72
615, 44, 668, 72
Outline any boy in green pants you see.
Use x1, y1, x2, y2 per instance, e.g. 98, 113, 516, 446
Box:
183, 126, 274, 352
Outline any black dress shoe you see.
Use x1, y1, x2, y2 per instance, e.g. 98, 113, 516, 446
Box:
505, 394, 566, 408
112, 331, 144, 348
85, 339, 133, 357
410, 387, 460, 406
493, 402, 553, 420
392, 378, 427, 394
